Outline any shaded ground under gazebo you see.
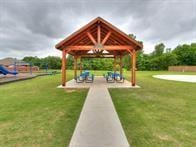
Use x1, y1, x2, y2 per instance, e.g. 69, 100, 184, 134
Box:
55, 17, 143, 87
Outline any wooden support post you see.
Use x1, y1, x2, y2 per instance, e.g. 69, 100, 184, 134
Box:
76, 57, 78, 77
61, 49, 66, 86
74, 56, 77, 79
114, 56, 117, 73
80, 57, 82, 74
120, 56, 123, 76
131, 50, 136, 86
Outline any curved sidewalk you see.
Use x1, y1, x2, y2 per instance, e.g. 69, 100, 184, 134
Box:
69, 78, 130, 147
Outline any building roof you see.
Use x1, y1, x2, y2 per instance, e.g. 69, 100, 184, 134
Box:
0, 57, 29, 66
55, 17, 143, 58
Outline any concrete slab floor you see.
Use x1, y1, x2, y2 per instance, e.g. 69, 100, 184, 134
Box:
57, 76, 140, 88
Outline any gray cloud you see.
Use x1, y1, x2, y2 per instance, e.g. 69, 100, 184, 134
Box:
0, 0, 195, 58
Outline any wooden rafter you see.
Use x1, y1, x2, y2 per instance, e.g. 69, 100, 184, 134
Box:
87, 32, 97, 45
100, 28, 123, 45
102, 31, 111, 45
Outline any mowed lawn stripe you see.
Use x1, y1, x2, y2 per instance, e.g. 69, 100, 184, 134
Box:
0, 73, 88, 147
110, 71, 196, 147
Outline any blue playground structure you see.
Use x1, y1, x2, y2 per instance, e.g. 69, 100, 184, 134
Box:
0, 65, 18, 75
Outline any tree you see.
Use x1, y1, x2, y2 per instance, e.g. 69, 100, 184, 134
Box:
22, 56, 61, 69
43, 56, 61, 69
128, 34, 136, 39
82, 58, 113, 70
67, 55, 74, 69
123, 55, 131, 70
136, 50, 151, 70
23, 56, 41, 66
150, 53, 178, 70
152, 43, 165, 56
173, 43, 196, 65
136, 52, 151, 70
166, 48, 171, 53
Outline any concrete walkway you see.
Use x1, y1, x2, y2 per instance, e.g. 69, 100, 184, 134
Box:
69, 78, 130, 147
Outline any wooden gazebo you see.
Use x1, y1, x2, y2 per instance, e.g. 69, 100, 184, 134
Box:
55, 17, 143, 86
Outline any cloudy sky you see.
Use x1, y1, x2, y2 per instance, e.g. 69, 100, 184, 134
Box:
0, 0, 195, 59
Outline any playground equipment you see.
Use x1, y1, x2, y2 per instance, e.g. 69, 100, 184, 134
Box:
0, 65, 18, 75
28, 62, 48, 74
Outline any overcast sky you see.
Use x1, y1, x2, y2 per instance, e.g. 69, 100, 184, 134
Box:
0, 0, 195, 59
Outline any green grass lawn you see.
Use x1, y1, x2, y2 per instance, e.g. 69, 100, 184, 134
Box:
109, 71, 196, 146
0, 72, 87, 147
0, 70, 195, 146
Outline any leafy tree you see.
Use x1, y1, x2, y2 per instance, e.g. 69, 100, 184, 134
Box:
173, 43, 196, 65
128, 34, 136, 39
43, 56, 61, 69
23, 56, 61, 69
166, 48, 171, 53
23, 56, 41, 66
123, 55, 131, 70
152, 43, 165, 56
82, 58, 113, 70
137, 51, 146, 70
150, 53, 178, 70
67, 55, 74, 69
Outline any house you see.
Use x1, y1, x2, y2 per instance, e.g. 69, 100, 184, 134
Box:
0, 57, 39, 72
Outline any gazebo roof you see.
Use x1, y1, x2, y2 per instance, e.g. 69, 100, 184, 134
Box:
55, 17, 142, 58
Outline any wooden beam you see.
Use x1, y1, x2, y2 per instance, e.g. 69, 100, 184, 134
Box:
104, 45, 133, 50
97, 24, 101, 43
61, 49, 66, 86
131, 50, 136, 86
101, 31, 111, 45
80, 55, 114, 58
65, 45, 133, 51
87, 32, 97, 45
72, 53, 112, 56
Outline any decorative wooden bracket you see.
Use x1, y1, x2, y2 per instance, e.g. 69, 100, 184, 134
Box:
126, 48, 133, 56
